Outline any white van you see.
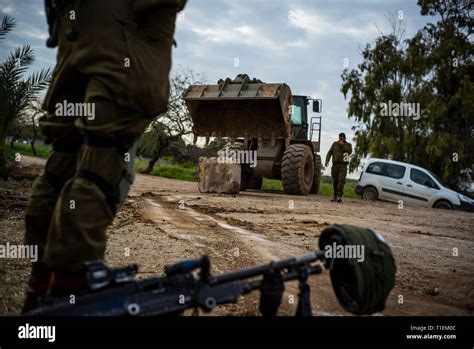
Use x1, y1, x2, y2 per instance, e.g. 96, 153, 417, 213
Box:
355, 158, 473, 211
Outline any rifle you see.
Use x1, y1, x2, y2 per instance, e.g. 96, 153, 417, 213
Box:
26, 224, 397, 316
27, 252, 326, 316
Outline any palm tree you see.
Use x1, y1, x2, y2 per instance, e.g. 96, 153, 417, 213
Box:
0, 15, 52, 171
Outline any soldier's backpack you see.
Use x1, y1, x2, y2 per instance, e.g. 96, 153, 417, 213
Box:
319, 224, 396, 315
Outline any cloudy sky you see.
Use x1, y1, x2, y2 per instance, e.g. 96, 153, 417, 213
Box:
0, 0, 436, 177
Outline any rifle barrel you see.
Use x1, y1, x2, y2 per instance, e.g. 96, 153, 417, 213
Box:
210, 252, 325, 285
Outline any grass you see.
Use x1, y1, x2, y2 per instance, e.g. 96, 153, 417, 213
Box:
262, 176, 358, 198
6, 142, 51, 160
135, 158, 198, 182
8, 143, 359, 198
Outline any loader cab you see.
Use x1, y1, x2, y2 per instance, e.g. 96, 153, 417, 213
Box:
290, 96, 322, 151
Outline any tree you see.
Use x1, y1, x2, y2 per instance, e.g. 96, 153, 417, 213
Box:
409, 0, 474, 189
0, 15, 52, 171
341, 1, 473, 189
6, 100, 43, 156
138, 68, 204, 174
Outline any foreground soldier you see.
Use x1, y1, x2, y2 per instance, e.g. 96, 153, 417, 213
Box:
22, 0, 186, 312
325, 133, 352, 202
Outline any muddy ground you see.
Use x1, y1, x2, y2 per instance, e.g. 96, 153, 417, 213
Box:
1, 156, 473, 316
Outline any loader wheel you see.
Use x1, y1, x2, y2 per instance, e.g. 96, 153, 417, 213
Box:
247, 176, 263, 190
310, 154, 322, 194
281, 144, 314, 195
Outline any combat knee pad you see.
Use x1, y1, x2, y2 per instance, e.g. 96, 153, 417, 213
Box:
41, 140, 82, 191
75, 135, 136, 215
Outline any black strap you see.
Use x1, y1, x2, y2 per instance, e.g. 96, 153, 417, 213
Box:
53, 140, 82, 153
83, 135, 134, 155
75, 169, 120, 215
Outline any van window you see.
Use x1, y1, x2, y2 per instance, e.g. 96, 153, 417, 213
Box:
366, 162, 384, 175
384, 164, 406, 179
366, 162, 405, 179
410, 169, 439, 189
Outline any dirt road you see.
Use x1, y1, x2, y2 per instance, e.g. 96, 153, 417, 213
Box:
1, 156, 473, 315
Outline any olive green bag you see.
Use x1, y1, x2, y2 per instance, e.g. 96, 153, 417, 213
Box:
319, 224, 396, 315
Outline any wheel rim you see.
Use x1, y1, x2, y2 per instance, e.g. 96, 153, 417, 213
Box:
363, 190, 374, 200
436, 202, 451, 209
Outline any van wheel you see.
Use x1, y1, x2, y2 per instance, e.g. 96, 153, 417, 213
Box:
362, 187, 378, 201
433, 200, 453, 210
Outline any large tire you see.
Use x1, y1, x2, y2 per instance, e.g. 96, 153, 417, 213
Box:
310, 154, 322, 194
281, 144, 314, 195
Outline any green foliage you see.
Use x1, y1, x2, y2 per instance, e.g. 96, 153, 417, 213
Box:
0, 15, 52, 169
135, 158, 198, 182
341, 2, 473, 189
261, 178, 283, 191
6, 142, 51, 159
151, 164, 198, 182
136, 68, 204, 170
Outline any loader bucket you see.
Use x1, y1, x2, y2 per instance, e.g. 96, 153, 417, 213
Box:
183, 76, 293, 140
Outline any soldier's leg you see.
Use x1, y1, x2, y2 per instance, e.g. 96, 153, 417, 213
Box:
22, 143, 81, 311
43, 79, 153, 294
22, 60, 86, 311
337, 165, 348, 200
39, 0, 178, 295
331, 166, 339, 201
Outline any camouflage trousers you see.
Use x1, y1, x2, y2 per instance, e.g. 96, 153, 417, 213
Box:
331, 164, 348, 198
24, 0, 178, 272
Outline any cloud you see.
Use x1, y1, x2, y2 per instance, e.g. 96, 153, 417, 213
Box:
2, 6, 13, 14
182, 20, 280, 49
289, 8, 383, 41
18, 26, 48, 41
0, 0, 14, 14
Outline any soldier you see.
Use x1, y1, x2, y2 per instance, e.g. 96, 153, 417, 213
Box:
325, 133, 352, 202
22, 0, 186, 312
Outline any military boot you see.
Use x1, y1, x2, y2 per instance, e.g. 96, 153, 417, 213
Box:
331, 196, 337, 202
337, 195, 343, 203
48, 271, 88, 298
21, 262, 51, 313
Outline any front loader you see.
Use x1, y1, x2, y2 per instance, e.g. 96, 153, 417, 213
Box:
183, 74, 323, 195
